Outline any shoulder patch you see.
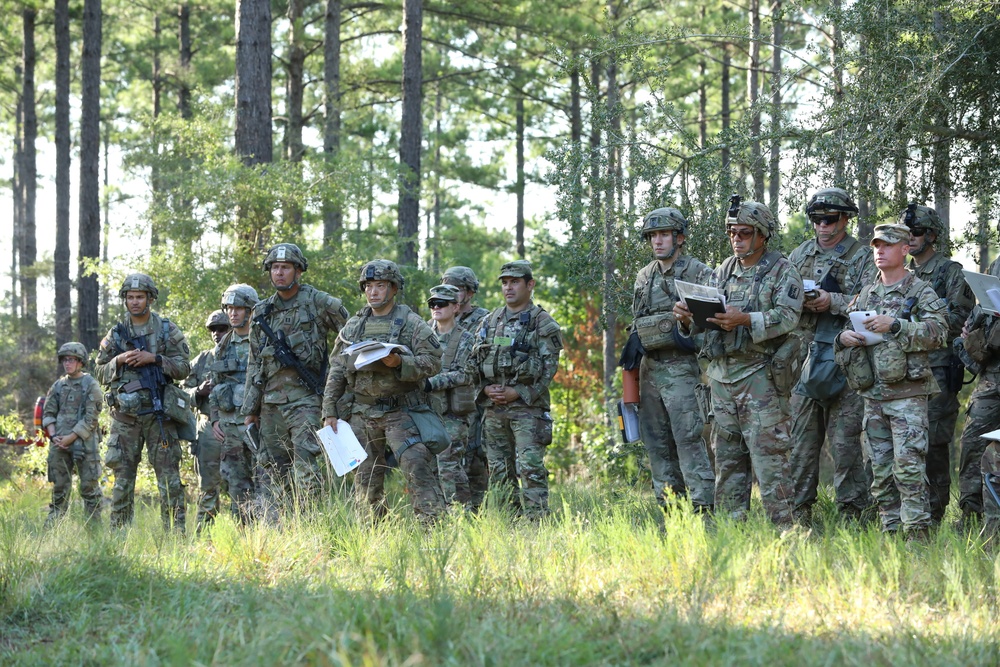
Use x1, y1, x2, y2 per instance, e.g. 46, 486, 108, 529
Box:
787, 284, 800, 300
428, 333, 441, 349
927, 297, 948, 312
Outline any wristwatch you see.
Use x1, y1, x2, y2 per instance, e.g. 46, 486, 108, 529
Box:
889, 319, 901, 335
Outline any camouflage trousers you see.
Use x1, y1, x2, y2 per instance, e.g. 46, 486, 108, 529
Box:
257, 396, 327, 522
926, 365, 960, 523
217, 419, 256, 525
981, 443, 1000, 535
104, 413, 186, 532
350, 409, 445, 523
710, 367, 794, 526
788, 386, 872, 519
437, 414, 472, 508
861, 396, 931, 532
46, 437, 103, 522
193, 416, 225, 529
465, 407, 489, 511
638, 354, 715, 510
482, 404, 553, 518
958, 369, 1000, 517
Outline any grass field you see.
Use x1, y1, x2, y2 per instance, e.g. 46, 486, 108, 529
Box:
1, 476, 998, 666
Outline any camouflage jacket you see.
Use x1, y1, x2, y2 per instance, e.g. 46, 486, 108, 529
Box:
42, 373, 103, 442
243, 284, 349, 415
95, 312, 191, 393
457, 306, 490, 331
961, 257, 1000, 373
848, 272, 948, 400
473, 302, 562, 410
426, 323, 477, 415
323, 303, 442, 419
908, 251, 974, 368
183, 349, 214, 418
788, 235, 874, 338
699, 251, 804, 384
209, 330, 251, 424
632, 254, 714, 318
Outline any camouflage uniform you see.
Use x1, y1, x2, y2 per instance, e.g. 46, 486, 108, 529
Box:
242, 283, 349, 518
42, 347, 104, 524
907, 251, 974, 523
474, 261, 563, 518
957, 257, 1000, 523
788, 233, 876, 520
835, 227, 948, 533
324, 295, 445, 522
96, 308, 192, 531
631, 253, 715, 510
209, 328, 256, 524
184, 347, 223, 528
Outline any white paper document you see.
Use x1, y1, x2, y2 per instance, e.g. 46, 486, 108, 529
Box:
961, 270, 1000, 315
849, 310, 883, 345
981, 428, 1000, 441
315, 422, 368, 476
341, 340, 412, 369
674, 280, 727, 308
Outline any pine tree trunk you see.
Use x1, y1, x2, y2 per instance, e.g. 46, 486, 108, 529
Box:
178, 2, 191, 119
283, 0, 305, 232
78, 0, 102, 352
398, 0, 423, 269
55, 0, 73, 345
748, 0, 763, 200
721, 45, 731, 175
20, 9, 37, 326
515, 76, 526, 259
768, 0, 782, 214
323, 0, 343, 249
603, 0, 619, 401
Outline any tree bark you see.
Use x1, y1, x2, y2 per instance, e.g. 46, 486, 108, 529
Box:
831, 0, 845, 184
283, 0, 306, 232
768, 0, 782, 214
150, 12, 163, 248
515, 75, 526, 259
78, 0, 102, 352
748, 0, 764, 200
178, 2, 192, 119
721, 45, 731, 175
55, 0, 73, 346
323, 0, 343, 249
603, 0, 619, 401
20, 9, 38, 325
568, 59, 583, 238
398, 0, 423, 269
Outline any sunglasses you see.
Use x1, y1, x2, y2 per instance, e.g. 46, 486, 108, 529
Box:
726, 228, 755, 240
809, 214, 841, 226
909, 227, 928, 237
428, 300, 452, 309
208, 326, 230, 333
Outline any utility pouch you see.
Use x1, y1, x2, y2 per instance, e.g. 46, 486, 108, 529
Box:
872, 338, 907, 384
769, 334, 803, 397
797, 340, 846, 401
404, 405, 451, 455
213, 383, 236, 413
448, 386, 477, 415
836, 344, 875, 392
164, 384, 198, 441
633, 313, 677, 352
965, 328, 989, 364
116, 391, 142, 415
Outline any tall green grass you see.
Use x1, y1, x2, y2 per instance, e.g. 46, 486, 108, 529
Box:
1, 478, 997, 666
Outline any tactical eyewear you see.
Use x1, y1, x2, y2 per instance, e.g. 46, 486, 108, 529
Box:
908, 227, 928, 237
726, 228, 755, 240
208, 326, 230, 333
428, 300, 451, 309
809, 214, 841, 226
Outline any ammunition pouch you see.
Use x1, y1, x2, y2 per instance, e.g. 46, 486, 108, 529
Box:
212, 383, 243, 413
769, 334, 803, 397
633, 313, 678, 352
835, 344, 875, 392
964, 327, 989, 364
116, 391, 143, 416
448, 386, 477, 416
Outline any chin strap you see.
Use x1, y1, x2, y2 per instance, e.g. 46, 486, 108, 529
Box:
735, 231, 765, 261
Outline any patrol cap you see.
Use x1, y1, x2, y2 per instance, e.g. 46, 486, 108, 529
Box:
205, 310, 230, 330
57, 342, 88, 362
263, 243, 308, 272
498, 260, 533, 280
870, 224, 911, 245
441, 266, 480, 292
427, 284, 460, 304
118, 273, 158, 300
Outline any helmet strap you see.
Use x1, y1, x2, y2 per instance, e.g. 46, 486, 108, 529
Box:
735, 230, 765, 261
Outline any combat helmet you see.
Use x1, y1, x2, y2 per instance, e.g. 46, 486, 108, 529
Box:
359, 259, 405, 291
805, 187, 859, 218
263, 243, 308, 272
725, 195, 776, 240
57, 342, 88, 362
899, 203, 945, 237
221, 283, 259, 309
118, 273, 158, 300
441, 266, 480, 293
205, 310, 230, 330
641, 207, 688, 238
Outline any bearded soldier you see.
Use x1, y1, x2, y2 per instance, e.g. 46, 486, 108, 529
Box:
95, 273, 192, 532
242, 243, 349, 520
675, 197, 802, 527
630, 207, 714, 511
323, 260, 446, 523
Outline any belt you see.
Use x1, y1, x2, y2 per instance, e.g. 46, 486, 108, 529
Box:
354, 390, 423, 411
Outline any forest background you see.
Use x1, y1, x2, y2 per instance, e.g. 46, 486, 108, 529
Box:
1, 0, 998, 479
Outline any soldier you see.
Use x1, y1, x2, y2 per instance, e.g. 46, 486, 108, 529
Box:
835, 224, 947, 538
630, 207, 715, 511
323, 260, 446, 523
209, 284, 259, 525
473, 260, 563, 519
440, 265, 490, 508
424, 284, 479, 509
42, 342, 104, 526
183, 309, 231, 533
95, 273, 192, 532
242, 243, 349, 521
788, 188, 876, 523
902, 203, 975, 525
674, 197, 802, 527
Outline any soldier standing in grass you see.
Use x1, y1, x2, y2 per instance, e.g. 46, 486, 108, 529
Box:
184, 309, 231, 533
95, 273, 192, 532
629, 207, 715, 512
323, 260, 446, 523
835, 224, 947, 539
42, 342, 104, 527
474, 260, 563, 519
787, 188, 875, 524
674, 198, 802, 527
902, 204, 975, 526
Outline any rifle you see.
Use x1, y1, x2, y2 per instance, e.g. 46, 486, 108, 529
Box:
253, 304, 326, 395
117, 323, 170, 443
